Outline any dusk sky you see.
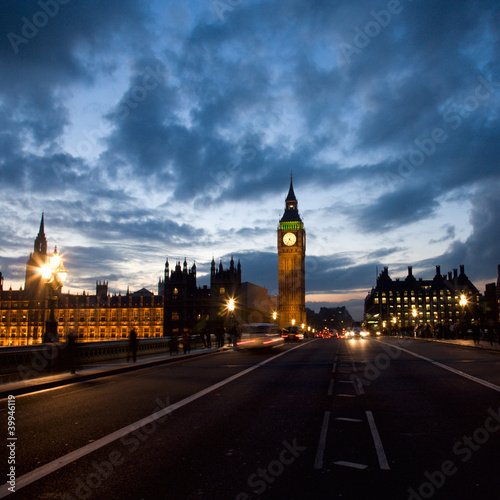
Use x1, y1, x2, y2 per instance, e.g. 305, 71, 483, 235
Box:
1, 0, 499, 320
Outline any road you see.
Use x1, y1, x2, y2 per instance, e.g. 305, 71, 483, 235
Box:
2, 337, 500, 499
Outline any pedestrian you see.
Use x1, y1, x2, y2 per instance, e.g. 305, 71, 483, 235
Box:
215, 326, 225, 347
169, 335, 179, 355
485, 325, 494, 346
127, 328, 138, 362
472, 323, 480, 345
230, 324, 239, 347
205, 329, 212, 348
182, 331, 191, 354
66, 332, 78, 374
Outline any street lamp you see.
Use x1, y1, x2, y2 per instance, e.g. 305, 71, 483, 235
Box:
412, 307, 418, 336
41, 247, 67, 343
459, 293, 468, 338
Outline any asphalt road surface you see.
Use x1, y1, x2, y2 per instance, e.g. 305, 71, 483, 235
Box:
2, 337, 500, 499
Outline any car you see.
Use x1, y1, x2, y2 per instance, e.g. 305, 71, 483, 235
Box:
282, 325, 305, 342
346, 327, 370, 338
236, 323, 284, 350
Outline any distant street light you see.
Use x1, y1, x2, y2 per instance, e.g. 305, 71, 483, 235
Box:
459, 293, 468, 337
41, 247, 67, 343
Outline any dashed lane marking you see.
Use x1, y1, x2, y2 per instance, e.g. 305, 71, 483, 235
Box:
334, 461, 368, 470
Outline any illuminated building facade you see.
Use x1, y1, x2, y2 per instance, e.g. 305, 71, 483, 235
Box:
484, 265, 500, 327
364, 265, 481, 332
0, 216, 272, 346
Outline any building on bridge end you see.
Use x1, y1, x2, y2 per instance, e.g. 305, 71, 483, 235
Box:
364, 265, 483, 335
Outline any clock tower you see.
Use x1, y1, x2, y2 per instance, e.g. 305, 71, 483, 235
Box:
277, 176, 306, 329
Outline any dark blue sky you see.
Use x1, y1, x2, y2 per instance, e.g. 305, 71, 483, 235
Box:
1, 0, 499, 319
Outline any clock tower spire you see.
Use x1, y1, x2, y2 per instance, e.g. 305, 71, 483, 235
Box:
277, 176, 306, 329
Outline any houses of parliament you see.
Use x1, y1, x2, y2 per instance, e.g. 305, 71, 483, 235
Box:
0, 214, 275, 346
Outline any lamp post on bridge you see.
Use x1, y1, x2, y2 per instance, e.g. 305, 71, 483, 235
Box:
41, 247, 67, 343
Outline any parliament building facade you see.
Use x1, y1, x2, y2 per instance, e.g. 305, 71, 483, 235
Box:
0, 216, 274, 346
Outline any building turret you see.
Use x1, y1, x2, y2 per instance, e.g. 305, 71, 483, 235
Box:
25, 213, 49, 298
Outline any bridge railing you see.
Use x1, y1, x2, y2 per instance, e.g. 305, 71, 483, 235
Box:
0, 334, 211, 379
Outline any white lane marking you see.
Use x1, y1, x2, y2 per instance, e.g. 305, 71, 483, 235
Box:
366, 411, 390, 470
0, 342, 308, 497
314, 411, 331, 470
335, 417, 362, 422
334, 461, 368, 470
327, 379, 335, 396
375, 339, 500, 393
337, 394, 355, 398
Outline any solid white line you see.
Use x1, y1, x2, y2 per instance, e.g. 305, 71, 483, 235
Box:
337, 394, 356, 398
335, 417, 362, 422
334, 461, 367, 469
314, 411, 331, 470
375, 340, 500, 393
366, 411, 390, 470
0, 342, 307, 497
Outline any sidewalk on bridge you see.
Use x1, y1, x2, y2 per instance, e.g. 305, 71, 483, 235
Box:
404, 336, 500, 351
0, 345, 226, 399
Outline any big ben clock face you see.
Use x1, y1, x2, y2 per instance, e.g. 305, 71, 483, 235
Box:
283, 232, 296, 246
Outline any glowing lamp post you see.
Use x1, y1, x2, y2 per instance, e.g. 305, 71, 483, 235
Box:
459, 294, 468, 337
41, 247, 67, 343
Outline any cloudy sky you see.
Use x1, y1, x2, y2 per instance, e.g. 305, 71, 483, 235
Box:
1, 0, 499, 320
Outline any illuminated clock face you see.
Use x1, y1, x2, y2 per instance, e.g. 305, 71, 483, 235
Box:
283, 232, 296, 246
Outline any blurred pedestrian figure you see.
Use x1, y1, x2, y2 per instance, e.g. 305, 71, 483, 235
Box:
201, 328, 209, 348
169, 335, 179, 355
182, 331, 191, 354
230, 324, 238, 347
205, 329, 212, 348
215, 326, 225, 347
472, 323, 480, 345
128, 328, 138, 362
66, 332, 78, 374
449, 323, 456, 339
485, 324, 494, 346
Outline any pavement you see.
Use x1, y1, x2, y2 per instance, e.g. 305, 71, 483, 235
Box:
0, 345, 227, 399
410, 336, 500, 351
1, 336, 499, 399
